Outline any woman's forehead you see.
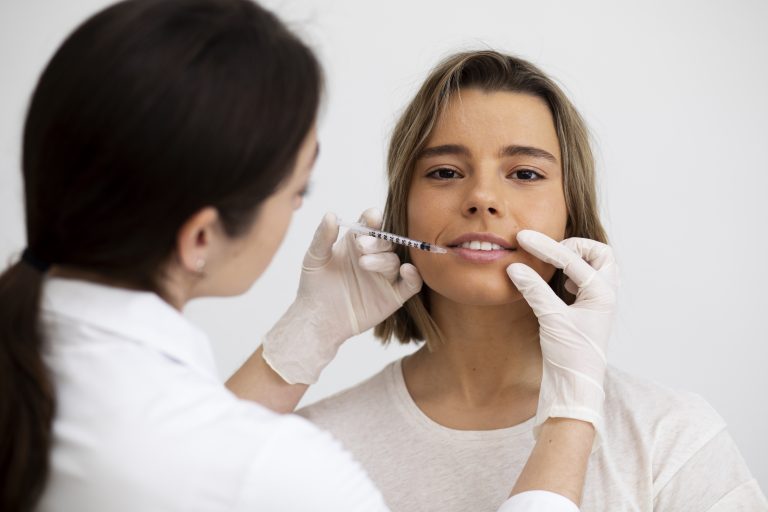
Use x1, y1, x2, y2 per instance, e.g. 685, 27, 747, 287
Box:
427, 89, 561, 161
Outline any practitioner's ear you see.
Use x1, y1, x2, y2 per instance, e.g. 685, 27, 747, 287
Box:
176, 207, 220, 274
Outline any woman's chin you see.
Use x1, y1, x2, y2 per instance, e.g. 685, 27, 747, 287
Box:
416, 258, 556, 308
426, 282, 526, 307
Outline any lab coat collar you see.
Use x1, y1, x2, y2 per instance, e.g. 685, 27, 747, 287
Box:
41, 277, 219, 380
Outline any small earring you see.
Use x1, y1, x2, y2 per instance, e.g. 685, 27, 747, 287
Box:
195, 259, 206, 273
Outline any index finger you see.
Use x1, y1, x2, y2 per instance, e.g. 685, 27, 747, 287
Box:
560, 238, 614, 271
516, 230, 596, 289
304, 212, 339, 269
358, 207, 383, 230
347, 207, 393, 254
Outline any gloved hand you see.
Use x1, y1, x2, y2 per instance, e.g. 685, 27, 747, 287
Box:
506, 230, 619, 444
262, 209, 423, 385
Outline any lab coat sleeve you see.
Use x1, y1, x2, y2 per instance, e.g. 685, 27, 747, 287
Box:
498, 491, 580, 512
232, 414, 389, 511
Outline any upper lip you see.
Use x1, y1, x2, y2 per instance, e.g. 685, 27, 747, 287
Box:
446, 232, 515, 249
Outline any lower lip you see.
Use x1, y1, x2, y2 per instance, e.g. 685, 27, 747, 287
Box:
450, 247, 516, 262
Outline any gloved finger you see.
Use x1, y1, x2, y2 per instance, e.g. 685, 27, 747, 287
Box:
358, 207, 383, 230
560, 238, 620, 300
564, 277, 578, 295
560, 238, 615, 271
344, 208, 391, 253
598, 260, 620, 291
394, 263, 422, 302
359, 252, 400, 282
516, 230, 596, 290
506, 263, 564, 317
303, 212, 339, 269
356, 234, 393, 254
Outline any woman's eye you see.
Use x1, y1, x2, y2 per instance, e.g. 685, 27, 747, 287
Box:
510, 169, 543, 181
427, 168, 462, 180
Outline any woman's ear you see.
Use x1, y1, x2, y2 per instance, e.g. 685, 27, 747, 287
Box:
176, 207, 220, 274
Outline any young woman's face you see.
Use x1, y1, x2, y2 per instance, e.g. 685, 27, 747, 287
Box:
407, 89, 567, 305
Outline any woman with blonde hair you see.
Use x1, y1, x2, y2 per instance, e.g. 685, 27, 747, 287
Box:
295, 51, 767, 511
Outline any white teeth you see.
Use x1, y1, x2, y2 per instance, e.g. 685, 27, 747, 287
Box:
458, 241, 505, 251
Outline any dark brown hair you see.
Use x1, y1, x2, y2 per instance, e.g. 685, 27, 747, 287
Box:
0, 0, 321, 509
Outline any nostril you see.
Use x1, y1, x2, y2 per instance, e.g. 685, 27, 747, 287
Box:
468, 206, 478, 214
488, 207, 497, 214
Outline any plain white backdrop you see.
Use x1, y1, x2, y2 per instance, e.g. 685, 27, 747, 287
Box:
1, 0, 766, 490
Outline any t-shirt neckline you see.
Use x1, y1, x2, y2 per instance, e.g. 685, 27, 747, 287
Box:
386, 358, 536, 441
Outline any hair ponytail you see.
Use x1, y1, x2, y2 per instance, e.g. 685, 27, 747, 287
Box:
0, 260, 54, 512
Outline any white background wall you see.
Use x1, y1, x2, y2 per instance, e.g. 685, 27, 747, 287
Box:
2, 0, 766, 490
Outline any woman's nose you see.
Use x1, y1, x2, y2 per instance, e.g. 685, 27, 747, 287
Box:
461, 177, 503, 217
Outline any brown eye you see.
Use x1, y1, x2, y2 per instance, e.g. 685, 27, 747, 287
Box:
427, 168, 462, 180
511, 169, 543, 181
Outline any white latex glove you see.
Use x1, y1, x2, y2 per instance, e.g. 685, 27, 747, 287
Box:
262, 209, 423, 385
506, 230, 619, 442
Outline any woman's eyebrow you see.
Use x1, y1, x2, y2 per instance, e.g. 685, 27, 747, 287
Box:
417, 144, 471, 159
500, 145, 558, 163
417, 144, 557, 163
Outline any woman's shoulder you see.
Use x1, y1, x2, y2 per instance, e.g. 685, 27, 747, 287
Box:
603, 365, 725, 432
599, 368, 766, 508
601, 367, 729, 491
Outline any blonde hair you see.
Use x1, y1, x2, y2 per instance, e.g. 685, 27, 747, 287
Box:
374, 50, 608, 349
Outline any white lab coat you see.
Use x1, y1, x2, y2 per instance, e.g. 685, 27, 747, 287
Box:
36, 277, 575, 512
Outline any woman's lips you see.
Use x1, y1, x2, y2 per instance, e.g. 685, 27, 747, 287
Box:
449, 246, 516, 263
445, 232, 517, 262
447, 232, 514, 248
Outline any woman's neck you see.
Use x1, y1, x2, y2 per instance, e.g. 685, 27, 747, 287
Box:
402, 293, 542, 430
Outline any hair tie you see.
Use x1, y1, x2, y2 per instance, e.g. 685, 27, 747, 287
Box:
21, 248, 51, 273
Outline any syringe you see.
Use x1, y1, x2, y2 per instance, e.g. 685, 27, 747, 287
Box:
337, 221, 449, 254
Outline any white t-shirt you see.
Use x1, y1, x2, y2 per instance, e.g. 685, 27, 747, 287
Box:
299, 359, 768, 512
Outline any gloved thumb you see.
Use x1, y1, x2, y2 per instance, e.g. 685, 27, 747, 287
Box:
359, 207, 384, 230
303, 212, 339, 269
394, 263, 422, 302
506, 263, 563, 318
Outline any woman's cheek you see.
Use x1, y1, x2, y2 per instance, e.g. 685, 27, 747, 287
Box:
514, 216, 567, 284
